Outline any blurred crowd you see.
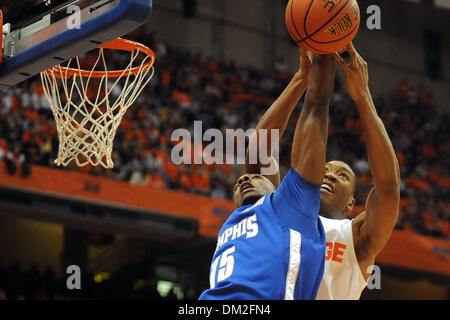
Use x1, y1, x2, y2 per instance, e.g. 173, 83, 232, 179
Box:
0, 262, 182, 300
0, 263, 59, 300
328, 78, 449, 239
0, 27, 448, 240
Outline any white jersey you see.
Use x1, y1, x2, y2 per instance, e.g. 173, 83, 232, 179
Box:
316, 216, 368, 300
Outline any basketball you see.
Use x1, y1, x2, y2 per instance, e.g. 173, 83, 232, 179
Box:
286, 0, 361, 54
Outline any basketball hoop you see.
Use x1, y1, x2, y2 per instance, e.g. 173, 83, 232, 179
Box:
40, 38, 155, 169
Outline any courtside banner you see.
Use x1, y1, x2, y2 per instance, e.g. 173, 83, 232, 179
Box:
0, 163, 448, 277
375, 229, 450, 277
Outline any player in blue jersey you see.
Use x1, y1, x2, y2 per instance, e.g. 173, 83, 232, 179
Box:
215, 43, 400, 301
199, 49, 337, 300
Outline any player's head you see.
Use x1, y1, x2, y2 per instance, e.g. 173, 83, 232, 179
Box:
233, 174, 276, 207
319, 160, 357, 219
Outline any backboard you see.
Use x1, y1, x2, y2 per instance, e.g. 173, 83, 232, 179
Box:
0, 0, 153, 88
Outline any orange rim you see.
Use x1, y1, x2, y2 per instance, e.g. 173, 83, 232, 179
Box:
45, 38, 155, 79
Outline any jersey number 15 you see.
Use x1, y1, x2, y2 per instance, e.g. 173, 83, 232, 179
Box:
209, 246, 235, 289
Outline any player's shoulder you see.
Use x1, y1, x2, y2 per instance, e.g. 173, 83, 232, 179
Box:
282, 167, 321, 187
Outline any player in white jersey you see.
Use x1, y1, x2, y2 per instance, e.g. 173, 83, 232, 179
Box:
313, 43, 400, 299
246, 42, 400, 300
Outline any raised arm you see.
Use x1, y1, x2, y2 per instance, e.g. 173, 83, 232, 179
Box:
246, 47, 311, 188
291, 54, 336, 184
334, 43, 400, 277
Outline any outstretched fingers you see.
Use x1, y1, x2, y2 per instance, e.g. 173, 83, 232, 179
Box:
346, 42, 357, 59
333, 42, 363, 70
333, 52, 346, 68
300, 46, 312, 62
347, 42, 368, 68
299, 46, 312, 75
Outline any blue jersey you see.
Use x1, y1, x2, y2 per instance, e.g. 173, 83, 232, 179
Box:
198, 168, 325, 300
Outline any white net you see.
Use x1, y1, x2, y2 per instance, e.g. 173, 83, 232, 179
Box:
40, 43, 155, 169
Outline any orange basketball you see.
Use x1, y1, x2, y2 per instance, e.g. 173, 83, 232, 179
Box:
286, 0, 360, 54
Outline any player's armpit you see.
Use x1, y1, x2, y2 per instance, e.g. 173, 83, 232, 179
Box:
352, 187, 400, 263
352, 212, 371, 262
